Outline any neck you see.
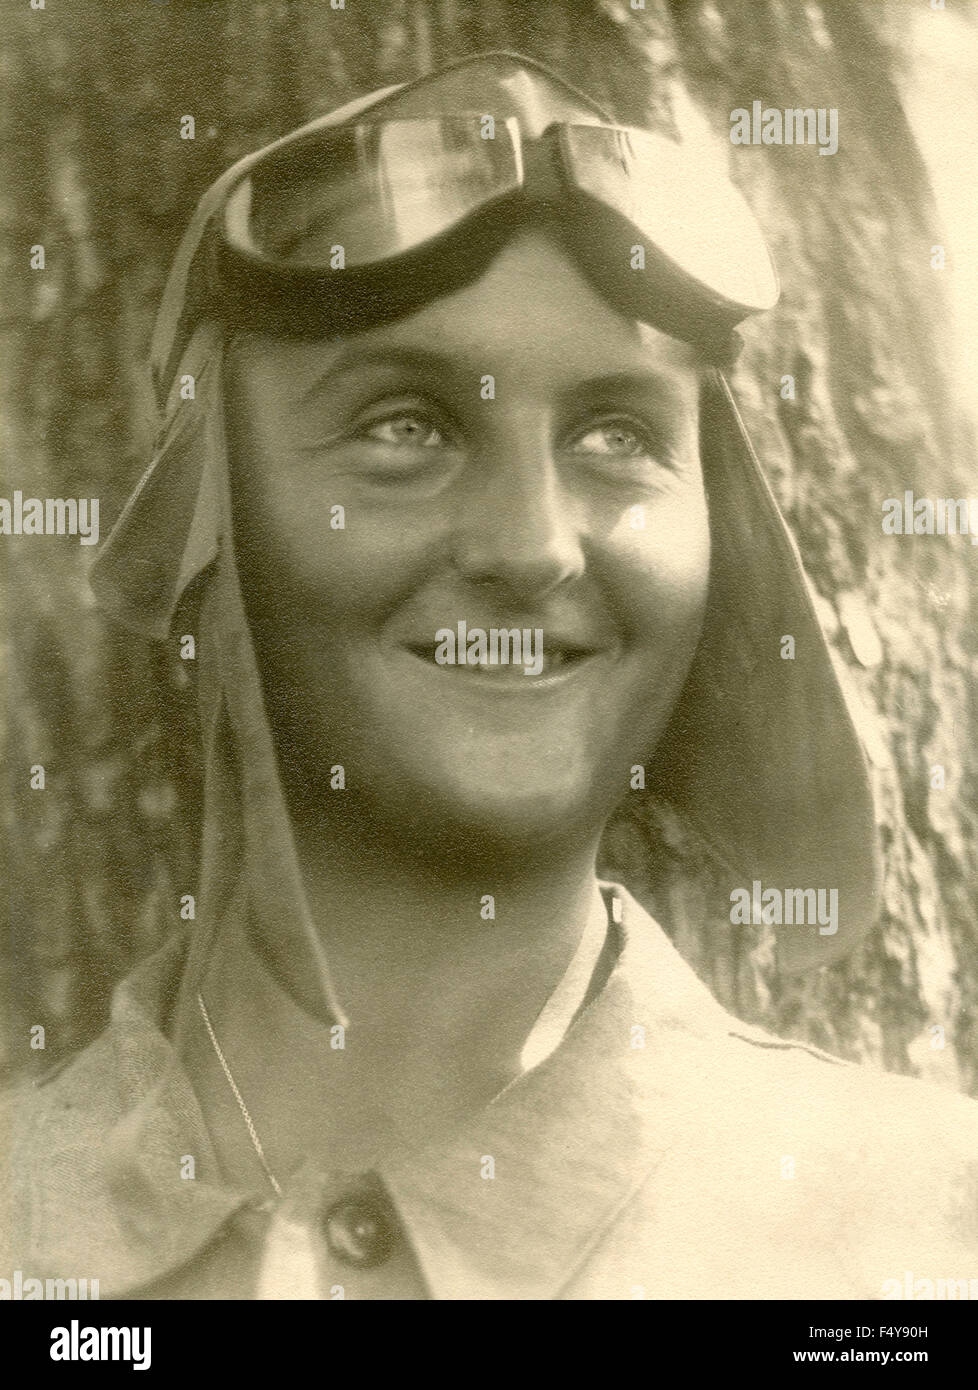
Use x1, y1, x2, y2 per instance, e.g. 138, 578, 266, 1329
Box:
296, 807, 603, 1034
249, 800, 607, 1139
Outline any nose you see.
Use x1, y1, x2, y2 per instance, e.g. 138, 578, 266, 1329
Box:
449, 417, 586, 600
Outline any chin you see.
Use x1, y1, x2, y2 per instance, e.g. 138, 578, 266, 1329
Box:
361, 763, 607, 865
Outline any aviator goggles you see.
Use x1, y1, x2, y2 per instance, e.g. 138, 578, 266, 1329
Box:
210, 115, 780, 359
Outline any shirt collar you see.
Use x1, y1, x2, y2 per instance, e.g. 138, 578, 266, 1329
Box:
10, 932, 251, 1294
379, 882, 736, 1299
16, 882, 738, 1299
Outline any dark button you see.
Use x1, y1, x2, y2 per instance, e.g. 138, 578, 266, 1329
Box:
323, 1193, 398, 1269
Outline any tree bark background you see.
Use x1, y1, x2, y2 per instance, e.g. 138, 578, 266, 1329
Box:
2, 0, 976, 1095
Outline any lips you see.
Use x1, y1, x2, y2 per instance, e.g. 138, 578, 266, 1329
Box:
402, 635, 606, 684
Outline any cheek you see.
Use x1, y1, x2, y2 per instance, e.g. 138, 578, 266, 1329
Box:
228, 422, 426, 629
606, 479, 712, 654
236, 499, 431, 635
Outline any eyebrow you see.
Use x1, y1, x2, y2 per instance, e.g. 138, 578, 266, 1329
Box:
564, 368, 696, 412
296, 346, 464, 408
296, 346, 698, 411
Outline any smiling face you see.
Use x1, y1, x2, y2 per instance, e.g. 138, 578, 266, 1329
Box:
225, 228, 711, 860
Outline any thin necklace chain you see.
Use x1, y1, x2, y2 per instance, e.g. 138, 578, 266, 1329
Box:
197, 991, 283, 1197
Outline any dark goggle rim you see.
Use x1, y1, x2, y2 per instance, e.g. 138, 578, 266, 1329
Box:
207, 119, 778, 364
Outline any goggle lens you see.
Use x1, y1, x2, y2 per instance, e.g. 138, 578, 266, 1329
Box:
559, 125, 778, 311
225, 117, 523, 267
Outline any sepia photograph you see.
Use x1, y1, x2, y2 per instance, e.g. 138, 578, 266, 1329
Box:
3, 0, 978, 1343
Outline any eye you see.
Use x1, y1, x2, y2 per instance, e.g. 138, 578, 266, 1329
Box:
356, 407, 448, 449
568, 417, 657, 459
340, 398, 461, 487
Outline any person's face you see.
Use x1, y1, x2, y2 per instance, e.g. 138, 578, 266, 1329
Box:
225, 228, 710, 856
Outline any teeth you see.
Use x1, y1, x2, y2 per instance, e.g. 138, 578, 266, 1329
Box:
473, 652, 565, 676
416, 645, 592, 675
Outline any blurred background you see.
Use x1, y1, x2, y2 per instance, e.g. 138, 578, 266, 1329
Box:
2, 0, 977, 1093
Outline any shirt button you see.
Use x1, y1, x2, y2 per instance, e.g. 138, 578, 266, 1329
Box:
323, 1193, 398, 1269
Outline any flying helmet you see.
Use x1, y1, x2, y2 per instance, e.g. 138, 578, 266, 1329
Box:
90, 52, 880, 998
